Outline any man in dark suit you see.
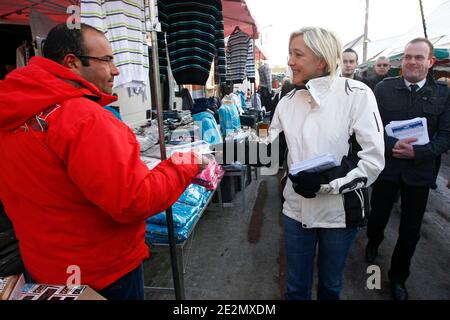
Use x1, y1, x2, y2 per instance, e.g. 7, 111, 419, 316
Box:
365, 38, 450, 300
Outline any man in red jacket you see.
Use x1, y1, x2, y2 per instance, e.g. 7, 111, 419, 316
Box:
0, 23, 205, 300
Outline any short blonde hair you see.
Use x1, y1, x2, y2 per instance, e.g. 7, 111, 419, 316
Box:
289, 26, 342, 77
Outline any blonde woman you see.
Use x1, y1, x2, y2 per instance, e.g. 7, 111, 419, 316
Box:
270, 27, 385, 299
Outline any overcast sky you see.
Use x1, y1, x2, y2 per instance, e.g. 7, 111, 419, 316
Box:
245, 0, 448, 66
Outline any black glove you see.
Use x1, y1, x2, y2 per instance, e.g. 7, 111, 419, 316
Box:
288, 171, 326, 199
291, 184, 317, 198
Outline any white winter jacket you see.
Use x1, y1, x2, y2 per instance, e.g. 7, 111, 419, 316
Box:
270, 75, 385, 228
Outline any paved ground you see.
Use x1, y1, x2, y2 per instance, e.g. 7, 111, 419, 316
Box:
144, 154, 450, 300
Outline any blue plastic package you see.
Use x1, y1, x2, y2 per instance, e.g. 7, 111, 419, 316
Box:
146, 202, 201, 227
146, 212, 200, 244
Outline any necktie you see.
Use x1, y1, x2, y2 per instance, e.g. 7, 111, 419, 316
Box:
410, 84, 419, 101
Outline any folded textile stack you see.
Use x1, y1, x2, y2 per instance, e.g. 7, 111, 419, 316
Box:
146, 213, 199, 244
145, 184, 212, 243
163, 111, 193, 129
134, 124, 159, 152
177, 184, 212, 208
147, 203, 200, 228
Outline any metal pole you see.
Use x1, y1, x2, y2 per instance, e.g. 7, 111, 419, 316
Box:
252, 39, 257, 109
147, 0, 185, 300
363, 0, 369, 63
419, 0, 428, 39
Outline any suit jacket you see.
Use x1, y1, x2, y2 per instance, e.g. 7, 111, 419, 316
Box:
374, 75, 450, 186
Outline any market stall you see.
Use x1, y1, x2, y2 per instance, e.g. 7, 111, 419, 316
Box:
0, 0, 262, 300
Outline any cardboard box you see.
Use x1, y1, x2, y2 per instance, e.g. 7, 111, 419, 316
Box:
0, 274, 25, 300
1, 274, 105, 300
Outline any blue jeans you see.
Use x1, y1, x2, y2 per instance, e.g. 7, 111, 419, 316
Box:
99, 264, 144, 300
283, 215, 357, 300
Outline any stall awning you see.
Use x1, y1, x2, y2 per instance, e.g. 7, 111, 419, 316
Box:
1, 0, 265, 62
222, 0, 258, 39
0, 0, 76, 24
254, 44, 267, 61
2, 0, 260, 40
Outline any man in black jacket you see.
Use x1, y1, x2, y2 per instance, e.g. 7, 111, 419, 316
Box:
365, 56, 391, 91
365, 38, 450, 300
341, 48, 364, 81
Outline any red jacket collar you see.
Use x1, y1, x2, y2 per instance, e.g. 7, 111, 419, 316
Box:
0, 56, 117, 131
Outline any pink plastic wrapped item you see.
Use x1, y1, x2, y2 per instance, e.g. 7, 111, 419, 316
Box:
193, 157, 223, 190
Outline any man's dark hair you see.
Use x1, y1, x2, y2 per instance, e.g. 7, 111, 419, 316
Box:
280, 80, 295, 99
343, 48, 359, 62
220, 83, 233, 98
406, 37, 434, 58
43, 23, 104, 67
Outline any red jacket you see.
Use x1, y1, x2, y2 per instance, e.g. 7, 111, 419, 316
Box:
0, 57, 199, 290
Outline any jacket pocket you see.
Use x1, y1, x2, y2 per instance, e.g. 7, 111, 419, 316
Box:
423, 97, 445, 115
379, 102, 405, 121
343, 188, 370, 228
423, 99, 445, 133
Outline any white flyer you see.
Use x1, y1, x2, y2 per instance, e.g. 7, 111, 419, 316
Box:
385, 117, 429, 145
290, 154, 339, 175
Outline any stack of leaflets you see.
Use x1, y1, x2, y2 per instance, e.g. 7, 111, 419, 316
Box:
289, 154, 339, 175
166, 140, 212, 156
385, 117, 429, 145
140, 155, 161, 170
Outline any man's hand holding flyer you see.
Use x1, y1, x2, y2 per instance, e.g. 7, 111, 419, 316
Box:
385, 117, 430, 145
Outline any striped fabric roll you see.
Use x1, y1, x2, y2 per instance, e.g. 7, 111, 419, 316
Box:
81, 0, 149, 94
226, 30, 255, 84
156, 0, 226, 85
